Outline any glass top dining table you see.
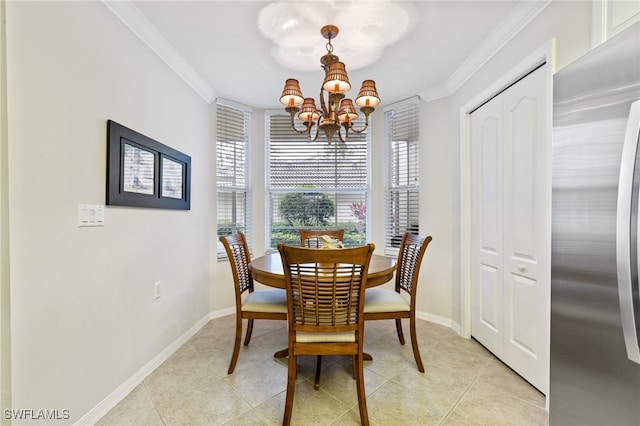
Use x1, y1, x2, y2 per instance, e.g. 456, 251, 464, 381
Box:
248, 253, 397, 289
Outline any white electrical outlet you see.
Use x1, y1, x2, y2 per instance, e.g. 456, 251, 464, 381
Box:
154, 281, 161, 299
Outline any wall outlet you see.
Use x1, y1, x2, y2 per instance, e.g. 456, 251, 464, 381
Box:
154, 281, 161, 299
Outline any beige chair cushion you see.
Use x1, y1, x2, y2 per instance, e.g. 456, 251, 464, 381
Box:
364, 288, 410, 313
296, 331, 356, 343
242, 289, 288, 313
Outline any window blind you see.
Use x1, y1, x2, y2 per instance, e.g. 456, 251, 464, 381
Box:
216, 99, 252, 259
384, 96, 420, 250
266, 111, 370, 251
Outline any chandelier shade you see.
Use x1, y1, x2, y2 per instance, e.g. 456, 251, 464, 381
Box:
323, 62, 351, 94
355, 80, 381, 108
279, 25, 381, 143
298, 98, 320, 122
279, 78, 304, 108
338, 99, 358, 123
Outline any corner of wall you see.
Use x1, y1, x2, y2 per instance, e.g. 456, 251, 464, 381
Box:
0, 0, 12, 423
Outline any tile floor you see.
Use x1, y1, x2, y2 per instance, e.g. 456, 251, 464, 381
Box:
97, 315, 548, 425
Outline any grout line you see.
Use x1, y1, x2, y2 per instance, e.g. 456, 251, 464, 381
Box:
142, 381, 168, 426
437, 372, 480, 425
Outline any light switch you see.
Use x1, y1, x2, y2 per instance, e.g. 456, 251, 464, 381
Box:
78, 204, 105, 227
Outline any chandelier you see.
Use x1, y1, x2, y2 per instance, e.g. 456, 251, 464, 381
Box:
279, 25, 381, 144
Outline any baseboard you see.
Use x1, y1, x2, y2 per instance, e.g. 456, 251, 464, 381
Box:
449, 319, 464, 337
414, 310, 453, 329
75, 312, 215, 425
414, 311, 468, 340
210, 306, 235, 319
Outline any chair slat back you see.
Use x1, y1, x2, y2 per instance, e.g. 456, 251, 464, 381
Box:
396, 233, 432, 295
279, 244, 374, 333
219, 233, 253, 295
300, 229, 345, 248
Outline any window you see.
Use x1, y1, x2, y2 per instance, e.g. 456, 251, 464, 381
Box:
266, 111, 370, 251
216, 99, 252, 259
384, 96, 420, 250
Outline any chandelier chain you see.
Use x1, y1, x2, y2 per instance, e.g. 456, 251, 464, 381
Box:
326, 41, 333, 53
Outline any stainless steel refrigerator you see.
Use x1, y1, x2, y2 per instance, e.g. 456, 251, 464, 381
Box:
551, 22, 640, 425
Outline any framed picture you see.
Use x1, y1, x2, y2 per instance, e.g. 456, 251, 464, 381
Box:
107, 120, 191, 210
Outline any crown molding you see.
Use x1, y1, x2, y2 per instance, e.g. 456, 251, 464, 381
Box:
444, 0, 553, 93
101, 0, 216, 104
416, 0, 553, 102
416, 84, 452, 103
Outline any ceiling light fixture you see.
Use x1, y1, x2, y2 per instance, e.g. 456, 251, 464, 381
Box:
279, 25, 380, 144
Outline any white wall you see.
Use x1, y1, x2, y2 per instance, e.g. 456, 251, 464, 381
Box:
5, 2, 212, 423
425, 0, 594, 328
419, 96, 454, 322
0, 1, 11, 424
369, 108, 386, 253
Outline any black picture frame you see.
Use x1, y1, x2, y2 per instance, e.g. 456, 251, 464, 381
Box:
107, 120, 191, 210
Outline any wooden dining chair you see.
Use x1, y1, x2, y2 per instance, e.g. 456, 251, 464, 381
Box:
278, 243, 375, 426
364, 232, 432, 372
299, 229, 344, 248
219, 233, 288, 374
299, 228, 345, 386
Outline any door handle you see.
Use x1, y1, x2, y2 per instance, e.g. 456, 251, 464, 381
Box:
615, 100, 640, 365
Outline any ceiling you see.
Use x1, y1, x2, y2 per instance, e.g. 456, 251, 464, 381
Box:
114, 0, 543, 109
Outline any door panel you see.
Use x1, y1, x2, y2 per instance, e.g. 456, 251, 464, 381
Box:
471, 95, 503, 356
503, 65, 549, 393
509, 96, 538, 262
509, 273, 537, 356
480, 264, 500, 333
480, 117, 501, 254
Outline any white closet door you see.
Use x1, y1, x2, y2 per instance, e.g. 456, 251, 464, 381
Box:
470, 65, 549, 394
470, 94, 504, 358
502, 64, 549, 393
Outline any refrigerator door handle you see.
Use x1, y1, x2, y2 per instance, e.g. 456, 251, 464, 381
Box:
616, 100, 640, 365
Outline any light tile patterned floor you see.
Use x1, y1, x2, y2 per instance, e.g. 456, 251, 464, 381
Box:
97, 315, 548, 425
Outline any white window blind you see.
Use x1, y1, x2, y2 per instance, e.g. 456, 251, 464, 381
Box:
384, 96, 420, 250
266, 111, 370, 251
216, 99, 252, 259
